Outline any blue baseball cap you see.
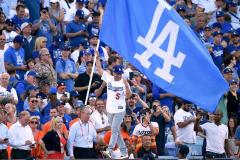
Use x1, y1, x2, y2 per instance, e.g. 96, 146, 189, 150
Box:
85, 47, 95, 55
75, 100, 84, 108
211, 22, 222, 29
223, 67, 233, 74
5, 18, 15, 24
113, 65, 124, 74
27, 71, 38, 77
204, 25, 212, 30
76, 0, 84, 3
229, 79, 238, 84
212, 31, 223, 37
227, 1, 237, 7
49, 87, 57, 94
13, 35, 24, 44
176, 5, 186, 12
75, 9, 84, 19
62, 44, 71, 51
89, 93, 96, 98
216, 11, 224, 18
57, 100, 65, 106
231, 30, 239, 37
70, 91, 79, 97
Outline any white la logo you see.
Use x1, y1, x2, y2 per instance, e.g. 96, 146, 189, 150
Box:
134, 0, 186, 83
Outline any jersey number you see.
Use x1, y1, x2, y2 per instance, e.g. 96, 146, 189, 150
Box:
115, 93, 120, 100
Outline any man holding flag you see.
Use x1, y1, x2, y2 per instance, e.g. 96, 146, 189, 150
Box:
96, 53, 132, 159
99, 0, 229, 112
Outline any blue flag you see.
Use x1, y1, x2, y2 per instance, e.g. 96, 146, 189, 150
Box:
100, 0, 229, 112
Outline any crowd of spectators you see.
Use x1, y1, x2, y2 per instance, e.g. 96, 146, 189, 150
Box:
0, 0, 239, 159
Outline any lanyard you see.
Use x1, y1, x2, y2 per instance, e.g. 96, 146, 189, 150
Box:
79, 120, 89, 136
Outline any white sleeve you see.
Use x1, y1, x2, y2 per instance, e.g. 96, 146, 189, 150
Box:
151, 122, 159, 128
11, 88, 18, 102
173, 111, 182, 124
101, 71, 110, 83
132, 125, 139, 136
68, 124, 77, 157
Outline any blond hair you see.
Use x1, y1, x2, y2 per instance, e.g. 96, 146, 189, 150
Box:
51, 116, 62, 130
34, 37, 47, 51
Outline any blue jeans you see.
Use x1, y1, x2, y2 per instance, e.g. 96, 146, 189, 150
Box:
107, 111, 127, 156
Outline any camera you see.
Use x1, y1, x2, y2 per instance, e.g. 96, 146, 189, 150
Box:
152, 105, 157, 112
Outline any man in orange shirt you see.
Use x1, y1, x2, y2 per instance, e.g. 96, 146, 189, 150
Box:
42, 107, 68, 138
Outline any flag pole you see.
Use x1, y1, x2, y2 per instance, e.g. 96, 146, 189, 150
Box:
84, 40, 100, 105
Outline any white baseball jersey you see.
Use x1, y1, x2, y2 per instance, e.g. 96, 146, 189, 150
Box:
101, 71, 126, 113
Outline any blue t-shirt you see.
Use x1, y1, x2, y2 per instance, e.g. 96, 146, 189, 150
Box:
63, 113, 72, 130
33, 19, 54, 47
235, 126, 240, 140
56, 58, 76, 92
27, 109, 44, 124
226, 44, 240, 55
211, 44, 224, 70
49, 44, 63, 65
11, 15, 30, 26
4, 47, 25, 80
152, 84, 174, 113
66, 20, 86, 47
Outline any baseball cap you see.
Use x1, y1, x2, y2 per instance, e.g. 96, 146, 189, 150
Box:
57, 100, 65, 106
113, 65, 124, 74
85, 47, 95, 55
176, 5, 186, 12
70, 91, 79, 97
231, 30, 239, 37
75, 100, 84, 108
181, 99, 193, 105
227, 1, 237, 7
212, 31, 223, 37
216, 11, 224, 18
132, 71, 141, 77
27, 71, 38, 77
211, 22, 222, 29
30, 116, 40, 121
89, 93, 96, 99
75, 10, 84, 19
49, 87, 57, 94
21, 22, 32, 31
5, 18, 14, 24
57, 82, 65, 88
13, 35, 24, 44
229, 79, 238, 84
76, 0, 84, 3
62, 44, 71, 51
204, 25, 212, 30
223, 67, 233, 74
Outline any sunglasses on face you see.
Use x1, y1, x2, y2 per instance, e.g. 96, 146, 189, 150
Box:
30, 121, 39, 124
31, 100, 38, 103
7, 23, 14, 26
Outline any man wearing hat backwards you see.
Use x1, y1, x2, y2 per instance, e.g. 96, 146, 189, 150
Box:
96, 52, 131, 159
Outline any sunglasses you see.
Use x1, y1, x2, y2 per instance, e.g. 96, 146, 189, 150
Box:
31, 100, 38, 103
30, 121, 38, 124
7, 23, 14, 26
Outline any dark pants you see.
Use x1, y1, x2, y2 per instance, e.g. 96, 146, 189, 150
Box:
11, 149, 31, 159
73, 147, 97, 159
205, 151, 226, 159
0, 149, 8, 159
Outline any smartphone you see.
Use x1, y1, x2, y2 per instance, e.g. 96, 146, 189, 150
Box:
129, 72, 134, 80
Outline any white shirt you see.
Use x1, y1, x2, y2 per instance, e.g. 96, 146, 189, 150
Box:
2, 30, 18, 47
174, 108, 196, 144
8, 121, 35, 150
64, 6, 91, 22
57, 91, 70, 100
68, 120, 97, 157
90, 110, 109, 138
132, 122, 158, 136
201, 122, 228, 154
60, 0, 76, 16
102, 71, 127, 114
0, 45, 8, 73
0, 123, 8, 150
228, 8, 240, 29
192, 0, 217, 13
0, 85, 18, 102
